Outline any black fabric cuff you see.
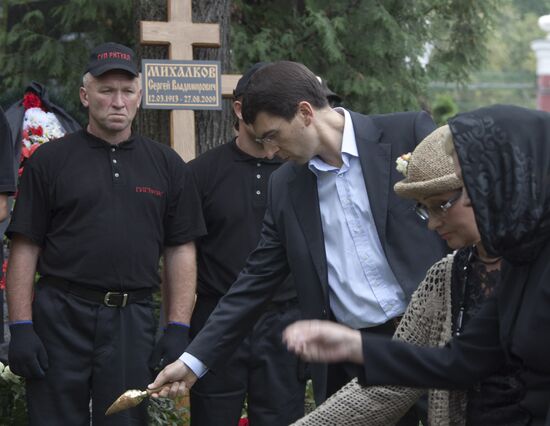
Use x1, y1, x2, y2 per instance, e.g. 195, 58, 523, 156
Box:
4, 226, 45, 246
0, 184, 16, 194
164, 229, 207, 247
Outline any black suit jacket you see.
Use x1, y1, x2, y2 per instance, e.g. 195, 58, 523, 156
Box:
362, 238, 550, 424
187, 110, 447, 401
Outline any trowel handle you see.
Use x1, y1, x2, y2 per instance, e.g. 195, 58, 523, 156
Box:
145, 386, 165, 395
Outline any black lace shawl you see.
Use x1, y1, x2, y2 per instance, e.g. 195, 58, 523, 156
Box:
449, 105, 550, 264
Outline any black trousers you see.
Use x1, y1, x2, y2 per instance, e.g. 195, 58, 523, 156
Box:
26, 280, 155, 426
190, 296, 306, 426
326, 318, 427, 426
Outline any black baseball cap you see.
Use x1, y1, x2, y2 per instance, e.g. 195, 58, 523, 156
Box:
233, 62, 268, 99
84, 42, 139, 77
317, 76, 342, 105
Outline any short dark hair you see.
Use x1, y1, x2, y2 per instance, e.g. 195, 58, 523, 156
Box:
232, 62, 269, 132
233, 62, 268, 100
241, 61, 329, 125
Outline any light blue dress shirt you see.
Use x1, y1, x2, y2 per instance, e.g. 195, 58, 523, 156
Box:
181, 108, 407, 376
308, 108, 406, 328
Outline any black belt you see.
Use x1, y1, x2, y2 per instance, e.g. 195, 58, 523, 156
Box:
40, 276, 152, 308
361, 316, 402, 336
330, 309, 402, 336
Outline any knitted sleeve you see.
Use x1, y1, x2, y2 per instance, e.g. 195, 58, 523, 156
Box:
291, 256, 454, 426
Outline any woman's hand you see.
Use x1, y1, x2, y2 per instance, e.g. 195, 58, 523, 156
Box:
283, 320, 364, 364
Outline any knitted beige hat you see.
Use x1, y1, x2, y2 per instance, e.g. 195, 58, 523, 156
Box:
394, 125, 462, 200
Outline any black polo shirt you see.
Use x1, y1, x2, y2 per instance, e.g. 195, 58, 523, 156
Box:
189, 138, 295, 302
7, 129, 205, 291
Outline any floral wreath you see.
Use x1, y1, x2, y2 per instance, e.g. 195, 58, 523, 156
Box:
18, 92, 66, 177
395, 152, 412, 177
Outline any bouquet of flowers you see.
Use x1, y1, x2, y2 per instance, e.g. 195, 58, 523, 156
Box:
18, 91, 67, 177
0, 361, 26, 424
395, 152, 412, 177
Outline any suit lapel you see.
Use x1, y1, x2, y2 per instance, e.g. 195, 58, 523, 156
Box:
350, 112, 391, 246
289, 164, 329, 300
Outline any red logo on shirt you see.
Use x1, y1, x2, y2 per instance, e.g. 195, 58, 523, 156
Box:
135, 186, 164, 197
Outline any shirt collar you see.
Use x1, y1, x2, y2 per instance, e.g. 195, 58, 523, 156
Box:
84, 129, 136, 150
308, 108, 358, 175
230, 138, 282, 165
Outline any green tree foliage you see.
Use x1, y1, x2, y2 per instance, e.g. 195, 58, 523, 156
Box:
0, 0, 134, 123
231, 0, 499, 114
485, 0, 542, 77
512, 0, 550, 17
429, 0, 547, 112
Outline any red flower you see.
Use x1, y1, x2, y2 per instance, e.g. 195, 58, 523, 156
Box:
0, 260, 7, 290
29, 143, 41, 156
28, 126, 43, 137
21, 143, 41, 159
21, 146, 31, 159
18, 167, 24, 177
22, 92, 43, 110
238, 418, 249, 426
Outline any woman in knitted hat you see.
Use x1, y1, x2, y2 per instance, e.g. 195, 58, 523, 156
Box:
290, 124, 516, 425
286, 105, 550, 425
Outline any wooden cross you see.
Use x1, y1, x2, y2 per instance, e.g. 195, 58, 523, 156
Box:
141, 0, 241, 161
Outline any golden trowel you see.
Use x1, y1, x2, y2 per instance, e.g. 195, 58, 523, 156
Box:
105, 386, 164, 415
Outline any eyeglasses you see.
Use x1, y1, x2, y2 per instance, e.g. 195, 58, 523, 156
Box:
255, 134, 277, 145
415, 191, 462, 221
254, 119, 285, 145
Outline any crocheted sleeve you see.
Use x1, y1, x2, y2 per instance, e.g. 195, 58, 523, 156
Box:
291, 256, 453, 426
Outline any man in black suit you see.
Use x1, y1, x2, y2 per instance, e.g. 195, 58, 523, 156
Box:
149, 61, 447, 415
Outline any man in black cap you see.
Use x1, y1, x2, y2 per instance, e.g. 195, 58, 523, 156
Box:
316, 76, 342, 108
5, 42, 205, 425
186, 62, 306, 426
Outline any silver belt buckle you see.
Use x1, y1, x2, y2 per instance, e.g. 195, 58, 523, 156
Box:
104, 292, 128, 307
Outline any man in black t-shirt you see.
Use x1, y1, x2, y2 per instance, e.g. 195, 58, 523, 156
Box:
186, 63, 306, 426
5, 43, 205, 426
